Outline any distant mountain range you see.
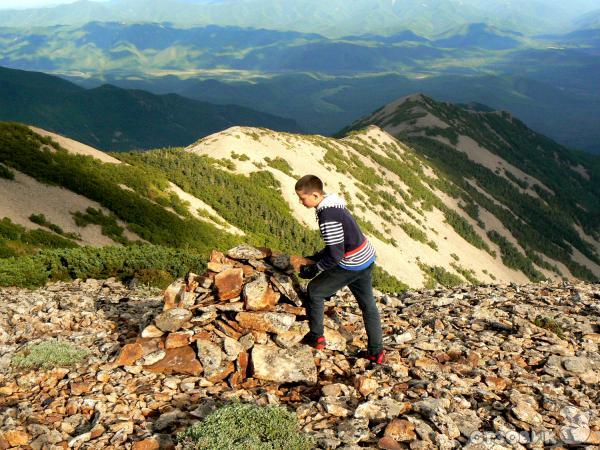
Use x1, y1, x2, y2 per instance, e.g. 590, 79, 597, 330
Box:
574, 9, 600, 30
2, 21, 599, 153
0, 22, 530, 75
0, 0, 598, 36
0, 66, 300, 150
1, 94, 598, 290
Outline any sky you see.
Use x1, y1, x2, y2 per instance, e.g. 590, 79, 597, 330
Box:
0, 0, 106, 9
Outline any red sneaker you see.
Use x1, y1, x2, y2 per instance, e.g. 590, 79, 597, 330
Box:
300, 333, 327, 350
357, 349, 385, 364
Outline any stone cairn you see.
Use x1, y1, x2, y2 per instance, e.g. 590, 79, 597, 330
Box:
114, 244, 332, 386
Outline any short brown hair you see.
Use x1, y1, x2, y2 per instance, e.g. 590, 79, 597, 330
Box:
295, 174, 324, 194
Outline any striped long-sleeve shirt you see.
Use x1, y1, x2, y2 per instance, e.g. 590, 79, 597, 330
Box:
312, 193, 376, 271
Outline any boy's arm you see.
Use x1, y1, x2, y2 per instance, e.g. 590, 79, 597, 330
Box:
305, 248, 326, 262
315, 221, 345, 271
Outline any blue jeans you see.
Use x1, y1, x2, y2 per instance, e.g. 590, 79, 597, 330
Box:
305, 263, 383, 354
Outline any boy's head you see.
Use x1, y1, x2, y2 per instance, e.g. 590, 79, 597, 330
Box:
295, 174, 325, 208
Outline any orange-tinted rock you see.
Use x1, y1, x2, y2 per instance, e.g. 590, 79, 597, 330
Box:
385, 419, 416, 442
243, 274, 280, 311
206, 361, 235, 383
235, 312, 295, 334
3, 430, 30, 447
70, 382, 92, 396
115, 343, 144, 366
163, 279, 186, 311
207, 262, 233, 273
214, 268, 244, 300
236, 351, 249, 378
277, 304, 305, 316
512, 355, 529, 368
135, 337, 165, 356
414, 357, 442, 372
144, 346, 203, 376
229, 371, 244, 389
165, 332, 192, 349
241, 265, 255, 277
583, 333, 600, 343
485, 375, 509, 391
434, 352, 452, 364
467, 351, 481, 367
355, 376, 379, 397
132, 439, 160, 450
378, 436, 404, 450
209, 249, 227, 264
90, 424, 106, 439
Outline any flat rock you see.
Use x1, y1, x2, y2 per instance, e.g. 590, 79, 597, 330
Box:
154, 308, 192, 332
243, 274, 280, 311
165, 331, 193, 349
214, 268, 244, 300
115, 343, 144, 366
385, 419, 417, 442
143, 346, 202, 376
355, 398, 410, 420
236, 311, 296, 334
226, 244, 265, 260
251, 344, 317, 384
196, 339, 223, 378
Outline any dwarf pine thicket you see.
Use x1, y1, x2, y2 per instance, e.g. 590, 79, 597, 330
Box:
0, 123, 408, 292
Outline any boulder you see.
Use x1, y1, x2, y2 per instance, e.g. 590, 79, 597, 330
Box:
236, 311, 296, 334
226, 244, 266, 260
243, 274, 280, 311
154, 308, 192, 332
143, 346, 203, 376
251, 344, 317, 384
214, 268, 244, 300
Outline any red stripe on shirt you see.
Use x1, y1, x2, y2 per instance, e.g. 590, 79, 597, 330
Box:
344, 239, 367, 257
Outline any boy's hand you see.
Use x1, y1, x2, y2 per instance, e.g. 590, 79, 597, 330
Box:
291, 256, 314, 272
299, 264, 319, 279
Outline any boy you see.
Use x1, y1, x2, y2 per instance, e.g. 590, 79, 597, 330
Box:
295, 174, 385, 364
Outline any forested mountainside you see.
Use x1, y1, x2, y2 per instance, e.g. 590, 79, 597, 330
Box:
0, 66, 300, 151
1, 95, 598, 291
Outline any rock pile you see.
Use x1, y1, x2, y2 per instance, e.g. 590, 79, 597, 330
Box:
114, 244, 327, 386
0, 245, 599, 449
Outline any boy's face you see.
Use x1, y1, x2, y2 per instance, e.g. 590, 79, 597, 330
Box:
296, 190, 323, 208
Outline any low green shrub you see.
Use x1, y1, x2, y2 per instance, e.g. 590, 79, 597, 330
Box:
487, 230, 546, 282
0, 244, 207, 289
418, 261, 464, 288
373, 265, 409, 294
12, 340, 89, 369
72, 208, 129, 245
177, 402, 313, 450
450, 262, 481, 284
264, 156, 295, 178
533, 315, 564, 338
29, 213, 80, 240
131, 268, 175, 289
0, 163, 13, 180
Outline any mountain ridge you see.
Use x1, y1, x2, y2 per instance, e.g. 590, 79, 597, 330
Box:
1, 0, 598, 36
0, 65, 301, 150
1, 93, 598, 291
